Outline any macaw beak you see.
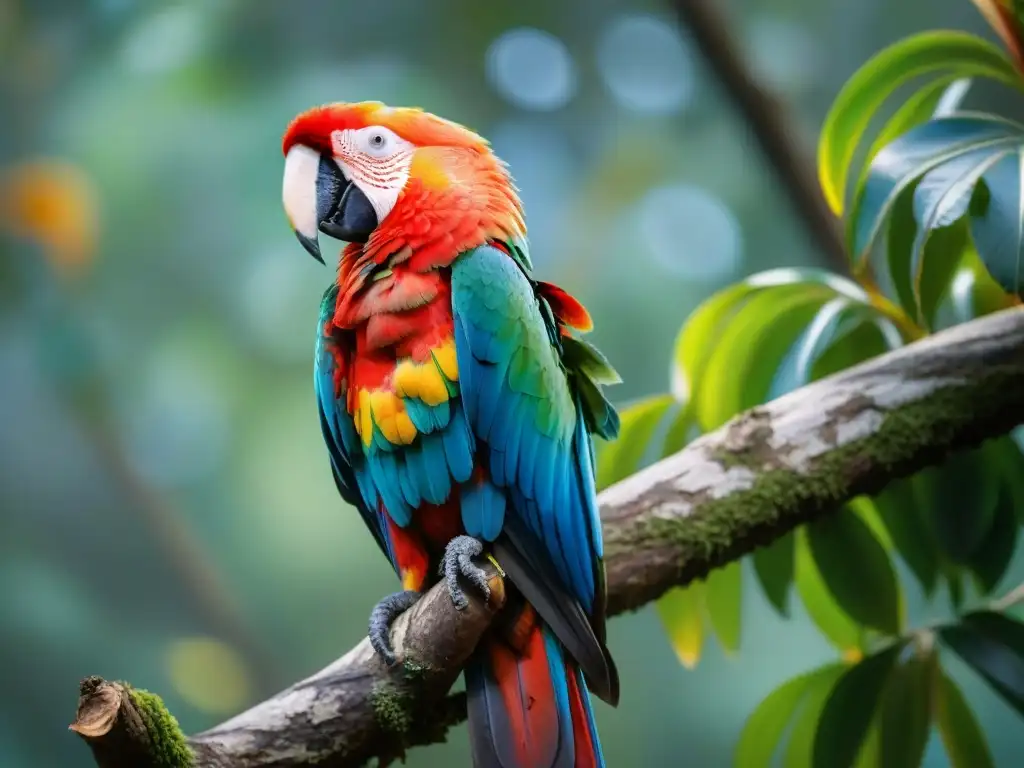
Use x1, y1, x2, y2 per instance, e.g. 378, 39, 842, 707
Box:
282, 144, 378, 264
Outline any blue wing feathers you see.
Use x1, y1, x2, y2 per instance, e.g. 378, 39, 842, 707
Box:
370, 451, 411, 526
442, 405, 475, 484
574, 398, 604, 561
397, 459, 423, 509
451, 244, 605, 613
461, 480, 507, 541
404, 396, 451, 434
474, 361, 509, 438
421, 435, 454, 504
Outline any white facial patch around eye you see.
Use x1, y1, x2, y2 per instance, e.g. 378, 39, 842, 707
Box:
282, 144, 320, 239
331, 127, 415, 225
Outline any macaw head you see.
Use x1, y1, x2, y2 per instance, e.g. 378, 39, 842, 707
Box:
281, 101, 522, 264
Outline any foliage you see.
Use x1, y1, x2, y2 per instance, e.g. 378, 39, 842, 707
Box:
595, 6, 1024, 765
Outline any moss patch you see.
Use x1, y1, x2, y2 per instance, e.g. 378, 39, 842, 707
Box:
610, 381, 1019, 605
370, 680, 414, 736
128, 687, 193, 768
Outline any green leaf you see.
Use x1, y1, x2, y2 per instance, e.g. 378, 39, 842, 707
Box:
806, 507, 903, 636
970, 146, 1024, 295
660, 405, 695, 458
809, 315, 903, 380
852, 76, 966, 214
672, 269, 867, 424
706, 561, 742, 653
735, 665, 842, 768
967, 481, 1018, 595
875, 476, 940, 596
947, 567, 966, 612
887, 183, 922, 316
772, 299, 904, 392
915, 448, 1000, 564
782, 664, 848, 768
968, 609, 1024, 647
812, 642, 905, 768
935, 670, 996, 768
672, 282, 756, 403
890, 185, 973, 330
768, 298, 875, 397
852, 114, 1023, 262
941, 248, 1020, 326
879, 651, 935, 768
992, 433, 1024, 522
939, 610, 1024, 717
819, 30, 1021, 214
854, 717, 882, 768
753, 533, 795, 617
795, 528, 862, 653
656, 583, 705, 670
912, 201, 977, 328
696, 286, 833, 430
595, 393, 674, 490
849, 495, 894, 550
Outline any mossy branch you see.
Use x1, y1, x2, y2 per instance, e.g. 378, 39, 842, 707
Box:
74, 307, 1024, 767
70, 677, 193, 768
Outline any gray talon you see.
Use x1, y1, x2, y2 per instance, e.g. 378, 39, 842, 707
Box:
442, 535, 490, 610
368, 589, 420, 666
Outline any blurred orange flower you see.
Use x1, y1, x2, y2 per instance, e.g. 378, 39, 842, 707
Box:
0, 158, 99, 275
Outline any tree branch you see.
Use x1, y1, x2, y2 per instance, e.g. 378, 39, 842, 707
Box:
669, 0, 851, 274
74, 307, 1024, 767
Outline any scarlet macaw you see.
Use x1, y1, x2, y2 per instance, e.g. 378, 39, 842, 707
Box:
281, 101, 620, 767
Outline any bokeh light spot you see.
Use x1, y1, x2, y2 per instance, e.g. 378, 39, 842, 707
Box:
166, 637, 251, 715
486, 28, 576, 111
637, 183, 741, 280
597, 15, 694, 114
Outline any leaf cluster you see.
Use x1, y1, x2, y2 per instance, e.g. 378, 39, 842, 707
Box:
596, 8, 1024, 765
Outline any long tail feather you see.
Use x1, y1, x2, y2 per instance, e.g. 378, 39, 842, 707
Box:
466, 622, 604, 768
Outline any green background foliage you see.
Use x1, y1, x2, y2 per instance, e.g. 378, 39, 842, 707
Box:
594, 4, 1024, 765
2, 0, 1024, 767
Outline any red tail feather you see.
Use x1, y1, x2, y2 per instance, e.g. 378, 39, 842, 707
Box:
566, 664, 599, 768
466, 620, 604, 767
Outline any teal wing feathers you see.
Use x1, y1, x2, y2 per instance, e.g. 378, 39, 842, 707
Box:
450, 243, 618, 619
314, 285, 398, 569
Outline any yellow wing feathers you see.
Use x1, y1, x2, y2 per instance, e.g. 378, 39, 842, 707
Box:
351, 339, 459, 447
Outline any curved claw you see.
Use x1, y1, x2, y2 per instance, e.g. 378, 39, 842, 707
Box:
442, 535, 490, 611
368, 589, 420, 666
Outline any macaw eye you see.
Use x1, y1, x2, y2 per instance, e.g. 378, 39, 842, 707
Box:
368, 132, 387, 151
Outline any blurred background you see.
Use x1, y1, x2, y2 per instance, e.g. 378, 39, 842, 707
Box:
2, 0, 1022, 765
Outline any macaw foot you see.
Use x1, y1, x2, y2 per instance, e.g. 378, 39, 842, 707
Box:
368, 589, 420, 667
442, 535, 490, 611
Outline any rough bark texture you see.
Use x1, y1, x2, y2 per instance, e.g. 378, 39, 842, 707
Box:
188, 563, 505, 767
75, 306, 1024, 767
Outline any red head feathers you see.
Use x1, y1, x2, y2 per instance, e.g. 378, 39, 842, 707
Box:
281, 101, 525, 267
